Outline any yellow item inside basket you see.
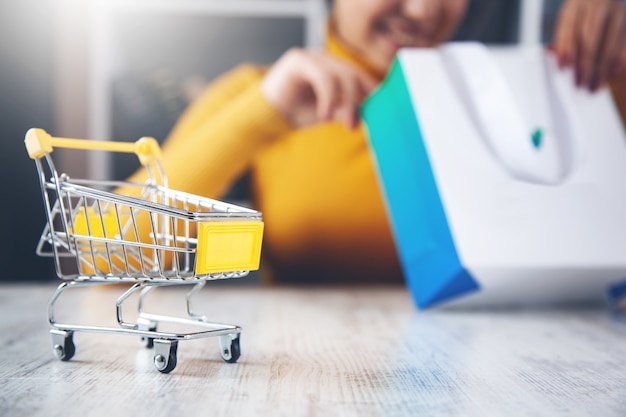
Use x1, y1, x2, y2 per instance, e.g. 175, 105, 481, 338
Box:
72, 206, 121, 239
71, 206, 263, 276
71, 206, 127, 275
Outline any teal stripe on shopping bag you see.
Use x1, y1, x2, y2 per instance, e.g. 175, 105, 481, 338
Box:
362, 57, 479, 308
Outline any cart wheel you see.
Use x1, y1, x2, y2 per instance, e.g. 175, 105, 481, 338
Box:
139, 324, 157, 349
219, 334, 241, 363
50, 329, 75, 361
153, 340, 178, 373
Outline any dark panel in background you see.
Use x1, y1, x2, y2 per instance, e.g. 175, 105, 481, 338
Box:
0, 0, 56, 281
109, 13, 305, 183
453, 0, 562, 44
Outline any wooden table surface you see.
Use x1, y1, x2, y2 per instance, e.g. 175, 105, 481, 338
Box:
1, 282, 626, 417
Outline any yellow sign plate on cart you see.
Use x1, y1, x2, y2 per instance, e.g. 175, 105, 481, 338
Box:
195, 220, 264, 274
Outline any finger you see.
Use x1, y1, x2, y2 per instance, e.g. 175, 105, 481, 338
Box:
299, 56, 340, 121
616, 41, 626, 76
318, 55, 367, 129
332, 68, 360, 129
613, 42, 626, 78
352, 68, 379, 98
608, 4, 626, 78
315, 52, 380, 127
593, 3, 626, 90
337, 64, 380, 127
553, 0, 580, 68
576, 0, 611, 89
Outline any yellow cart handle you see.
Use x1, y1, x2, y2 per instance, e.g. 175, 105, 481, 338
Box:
24, 128, 162, 166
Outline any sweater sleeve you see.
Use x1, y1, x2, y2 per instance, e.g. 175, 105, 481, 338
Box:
122, 64, 292, 199
98, 65, 292, 273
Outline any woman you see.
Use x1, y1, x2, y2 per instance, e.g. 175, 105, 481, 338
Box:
125, 0, 626, 284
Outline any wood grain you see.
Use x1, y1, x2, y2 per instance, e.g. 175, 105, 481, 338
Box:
1, 283, 626, 417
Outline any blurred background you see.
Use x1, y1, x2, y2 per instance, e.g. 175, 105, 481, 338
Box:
0, 0, 621, 282
0, 0, 323, 282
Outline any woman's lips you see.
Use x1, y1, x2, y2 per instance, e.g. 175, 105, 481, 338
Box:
377, 21, 435, 48
394, 31, 428, 46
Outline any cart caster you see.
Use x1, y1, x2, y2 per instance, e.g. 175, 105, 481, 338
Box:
153, 339, 178, 373
51, 329, 75, 361
219, 334, 241, 363
137, 319, 157, 348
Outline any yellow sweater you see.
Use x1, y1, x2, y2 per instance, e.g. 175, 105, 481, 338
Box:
126, 34, 403, 284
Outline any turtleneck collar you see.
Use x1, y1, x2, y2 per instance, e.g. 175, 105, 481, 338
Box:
325, 20, 387, 83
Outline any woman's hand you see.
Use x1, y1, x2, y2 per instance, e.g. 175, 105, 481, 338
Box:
553, 0, 626, 91
261, 48, 378, 130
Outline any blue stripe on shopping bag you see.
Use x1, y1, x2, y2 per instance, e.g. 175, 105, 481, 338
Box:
362, 57, 480, 308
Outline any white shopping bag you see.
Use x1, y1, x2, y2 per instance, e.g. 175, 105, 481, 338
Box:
363, 42, 626, 309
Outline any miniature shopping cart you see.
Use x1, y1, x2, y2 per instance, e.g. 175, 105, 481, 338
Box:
25, 128, 264, 373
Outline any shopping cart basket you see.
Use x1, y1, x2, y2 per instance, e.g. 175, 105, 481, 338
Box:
25, 128, 264, 373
